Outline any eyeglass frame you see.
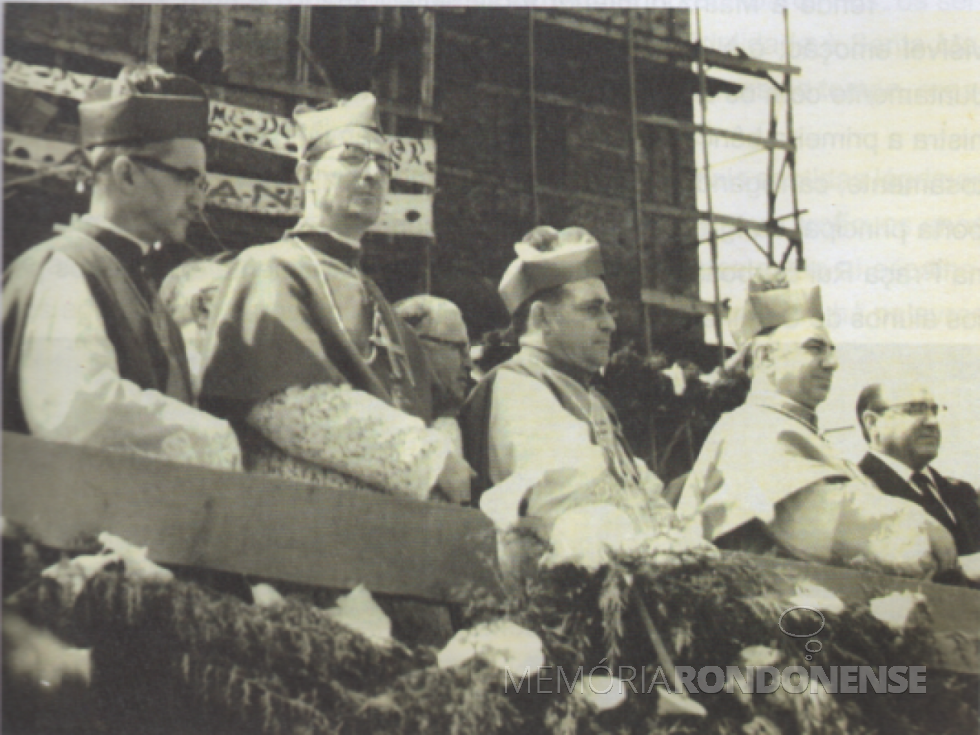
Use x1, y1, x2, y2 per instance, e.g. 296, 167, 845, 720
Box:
311, 142, 395, 177
419, 334, 471, 359
875, 401, 947, 418
128, 155, 210, 193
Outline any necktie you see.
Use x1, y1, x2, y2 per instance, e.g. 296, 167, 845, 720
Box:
910, 471, 956, 528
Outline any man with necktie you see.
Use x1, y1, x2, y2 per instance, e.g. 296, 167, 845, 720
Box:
857, 381, 980, 557
677, 268, 957, 578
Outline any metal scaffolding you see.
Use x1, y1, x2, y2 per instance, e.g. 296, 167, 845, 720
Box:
521, 8, 805, 361
686, 9, 805, 358
6, 6, 804, 352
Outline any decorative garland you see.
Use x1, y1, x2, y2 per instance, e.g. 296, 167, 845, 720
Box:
5, 533, 976, 735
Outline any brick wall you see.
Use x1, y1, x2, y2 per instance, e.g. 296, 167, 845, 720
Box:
3, 5, 705, 350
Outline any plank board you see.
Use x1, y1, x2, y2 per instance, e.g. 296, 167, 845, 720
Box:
2, 432, 498, 603
748, 556, 980, 674
4, 432, 977, 672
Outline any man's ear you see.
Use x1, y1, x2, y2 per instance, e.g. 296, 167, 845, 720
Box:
527, 300, 549, 332
110, 155, 137, 190
862, 410, 879, 442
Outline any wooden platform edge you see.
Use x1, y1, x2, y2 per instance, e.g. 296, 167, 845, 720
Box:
3, 433, 977, 673
2, 432, 501, 603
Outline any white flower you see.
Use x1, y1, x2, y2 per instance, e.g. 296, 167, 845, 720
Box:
619, 521, 720, 564
657, 689, 707, 718
42, 532, 172, 600
42, 556, 114, 599
250, 583, 285, 609
869, 590, 926, 631
5, 614, 91, 689
789, 581, 845, 616
437, 620, 544, 673
738, 645, 783, 668
325, 585, 392, 646
572, 675, 627, 711
540, 504, 637, 572
99, 532, 173, 583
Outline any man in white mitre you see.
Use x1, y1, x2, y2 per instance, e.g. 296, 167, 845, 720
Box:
677, 268, 957, 578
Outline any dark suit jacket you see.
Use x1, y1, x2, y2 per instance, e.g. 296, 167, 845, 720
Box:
859, 452, 980, 555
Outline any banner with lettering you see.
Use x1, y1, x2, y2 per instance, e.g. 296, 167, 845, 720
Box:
3, 56, 436, 186
4, 132, 433, 236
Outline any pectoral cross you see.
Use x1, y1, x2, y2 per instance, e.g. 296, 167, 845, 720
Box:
368, 310, 414, 386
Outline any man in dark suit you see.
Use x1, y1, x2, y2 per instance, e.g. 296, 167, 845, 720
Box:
857, 381, 980, 556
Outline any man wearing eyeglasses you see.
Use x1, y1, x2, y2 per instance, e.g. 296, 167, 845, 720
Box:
460, 226, 671, 545
677, 268, 957, 578
395, 295, 473, 419
2, 65, 240, 470
857, 382, 980, 557
201, 93, 471, 504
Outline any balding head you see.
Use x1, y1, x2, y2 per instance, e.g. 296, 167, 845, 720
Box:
395, 295, 472, 414
857, 380, 943, 471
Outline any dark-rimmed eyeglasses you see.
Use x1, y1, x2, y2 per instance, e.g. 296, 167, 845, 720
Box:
878, 401, 947, 418
419, 335, 470, 359
129, 155, 209, 193
319, 143, 394, 177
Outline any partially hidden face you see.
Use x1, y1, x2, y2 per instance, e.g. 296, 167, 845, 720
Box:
304, 127, 391, 230
131, 138, 208, 245
420, 311, 472, 408
764, 318, 839, 409
870, 383, 942, 469
541, 277, 616, 374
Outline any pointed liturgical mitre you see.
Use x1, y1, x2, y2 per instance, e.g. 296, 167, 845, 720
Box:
293, 92, 383, 160
728, 267, 824, 347
498, 226, 605, 314
79, 67, 209, 148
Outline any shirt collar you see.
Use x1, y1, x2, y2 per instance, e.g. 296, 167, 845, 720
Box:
870, 449, 934, 486
747, 388, 820, 434
81, 214, 154, 256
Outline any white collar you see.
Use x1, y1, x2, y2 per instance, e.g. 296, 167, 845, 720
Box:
81, 214, 154, 256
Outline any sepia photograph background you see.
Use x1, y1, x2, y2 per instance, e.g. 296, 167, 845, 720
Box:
694, 3, 978, 482
3, 1, 978, 483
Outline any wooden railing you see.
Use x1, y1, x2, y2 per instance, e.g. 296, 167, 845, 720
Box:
4, 432, 977, 673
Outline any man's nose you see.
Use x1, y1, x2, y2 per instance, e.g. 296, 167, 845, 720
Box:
600, 310, 616, 332
822, 350, 839, 370
362, 157, 386, 181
